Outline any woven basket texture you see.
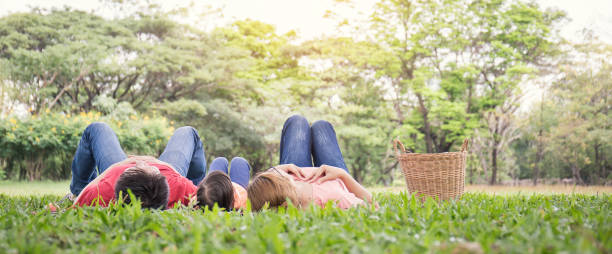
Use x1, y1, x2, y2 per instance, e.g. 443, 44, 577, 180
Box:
395, 139, 468, 201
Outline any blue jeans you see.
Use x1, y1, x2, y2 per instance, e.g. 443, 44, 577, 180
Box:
70, 123, 207, 196
279, 115, 348, 172
158, 126, 207, 186
208, 157, 251, 189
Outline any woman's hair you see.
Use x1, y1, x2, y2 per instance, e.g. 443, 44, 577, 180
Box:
247, 172, 299, 211
197, 171, 234, 211
115, 166, 169, 209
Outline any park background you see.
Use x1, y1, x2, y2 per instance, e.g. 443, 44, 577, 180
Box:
0, 0, 610, 188
0, 1, 610, 253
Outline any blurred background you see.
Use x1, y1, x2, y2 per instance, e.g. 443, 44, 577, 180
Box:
0, 0, 609, 187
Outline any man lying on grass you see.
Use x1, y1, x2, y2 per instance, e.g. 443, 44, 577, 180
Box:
247, 115, 374, 211
69, 122, 247, 210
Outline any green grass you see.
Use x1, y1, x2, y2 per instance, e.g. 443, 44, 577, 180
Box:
2, 181, 611, 197
0, 192, 610, 253
0, 180, 69, 196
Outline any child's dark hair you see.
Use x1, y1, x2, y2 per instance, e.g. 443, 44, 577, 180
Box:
197, 171, 234, 211
115, 166, 169, 209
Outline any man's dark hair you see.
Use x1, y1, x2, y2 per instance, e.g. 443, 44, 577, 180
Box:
197, 171, 234, 211
115, 166, 169, 209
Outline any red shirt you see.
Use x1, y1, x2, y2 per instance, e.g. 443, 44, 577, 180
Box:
75, 162, 197, 208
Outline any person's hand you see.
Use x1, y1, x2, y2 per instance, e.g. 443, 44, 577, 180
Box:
273, 164, 307, 180
306, 165, 348, 184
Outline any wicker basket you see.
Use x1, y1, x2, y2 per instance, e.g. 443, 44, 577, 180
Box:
394, 138, 468, 201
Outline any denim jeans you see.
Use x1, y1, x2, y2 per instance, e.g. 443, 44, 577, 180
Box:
158, 126, 207, 186
70, 123, 207, 196
208, 157, 251, 189
279, 115, 348, 172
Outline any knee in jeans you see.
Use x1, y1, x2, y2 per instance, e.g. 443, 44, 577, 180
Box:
231, 157, 250, 170
175, 126, 196, 133
286, 115, 309, 126
311, 120, 333, 131
85, 122, 112, 134
209, 157, 229, 174
175, 126, 200, 137
213, 156, 229, 162
212, 157, 229, 166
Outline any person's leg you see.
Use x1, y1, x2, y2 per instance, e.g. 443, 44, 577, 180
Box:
311, 120, 348, 172
208, 157, 229, 175
70, 122, 127, 196
158, 126, 207, 186
229, 157, 251, 189
279, 115, 313, 167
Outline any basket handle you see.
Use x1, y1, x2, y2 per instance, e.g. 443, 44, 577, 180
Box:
460, 138, 469, 152
393, 138, 407, 155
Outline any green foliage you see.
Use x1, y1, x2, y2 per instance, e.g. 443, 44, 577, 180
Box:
295, 37, 398, 183
0, 193, 609, 253
0, 8, 249, 114
0, 0, 607, 186
156, 99, 207, 125
515, 35, 612, 185
214, 19, 305, 104
0, 112, 173, 180
354, 0, 566, 184
157, 99, 268, 171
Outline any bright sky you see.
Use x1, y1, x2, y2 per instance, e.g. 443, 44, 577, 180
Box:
1, 0, 610, 42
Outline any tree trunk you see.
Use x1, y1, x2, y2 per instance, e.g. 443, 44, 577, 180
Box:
490, 144, 498, 185
416, 93, 434, 153
571, 164, 585, 185
437, 132, 454, 152
532, 129, 543, 186
594, 142, 605, 181
468, 163, 474, 184
353, 164, 363, 183
392, 79, 405, 124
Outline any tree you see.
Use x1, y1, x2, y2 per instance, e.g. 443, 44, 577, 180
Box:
291, 37, 395, 183
547, 33, 611, 184
0, 8, 250, 114
337, 0, 565, 184
517, 97, 558, 185
215, 19, 304, 103
514, 32, 612, 185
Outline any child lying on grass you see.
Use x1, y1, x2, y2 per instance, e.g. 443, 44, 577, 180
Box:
197, 157, 249, 210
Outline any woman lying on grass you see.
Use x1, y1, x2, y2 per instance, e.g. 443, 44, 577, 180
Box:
247, 115, 374, 211
69, 122, 248, 211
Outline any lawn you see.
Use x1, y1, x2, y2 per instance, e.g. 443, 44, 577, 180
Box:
0, 183, 610, 253
0, 180, 70, 196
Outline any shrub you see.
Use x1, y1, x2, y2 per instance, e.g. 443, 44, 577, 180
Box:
0, 112, 174, 180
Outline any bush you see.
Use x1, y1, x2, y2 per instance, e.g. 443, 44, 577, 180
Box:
0, 112, 174, 180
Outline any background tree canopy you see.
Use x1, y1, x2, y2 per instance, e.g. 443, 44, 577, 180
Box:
0, 0, 609, 185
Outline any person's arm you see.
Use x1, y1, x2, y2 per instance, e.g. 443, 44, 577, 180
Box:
306, 165, 373, 204
268, 164, 307, 179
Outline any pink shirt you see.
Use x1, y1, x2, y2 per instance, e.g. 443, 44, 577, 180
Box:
292, 167, 364, 209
